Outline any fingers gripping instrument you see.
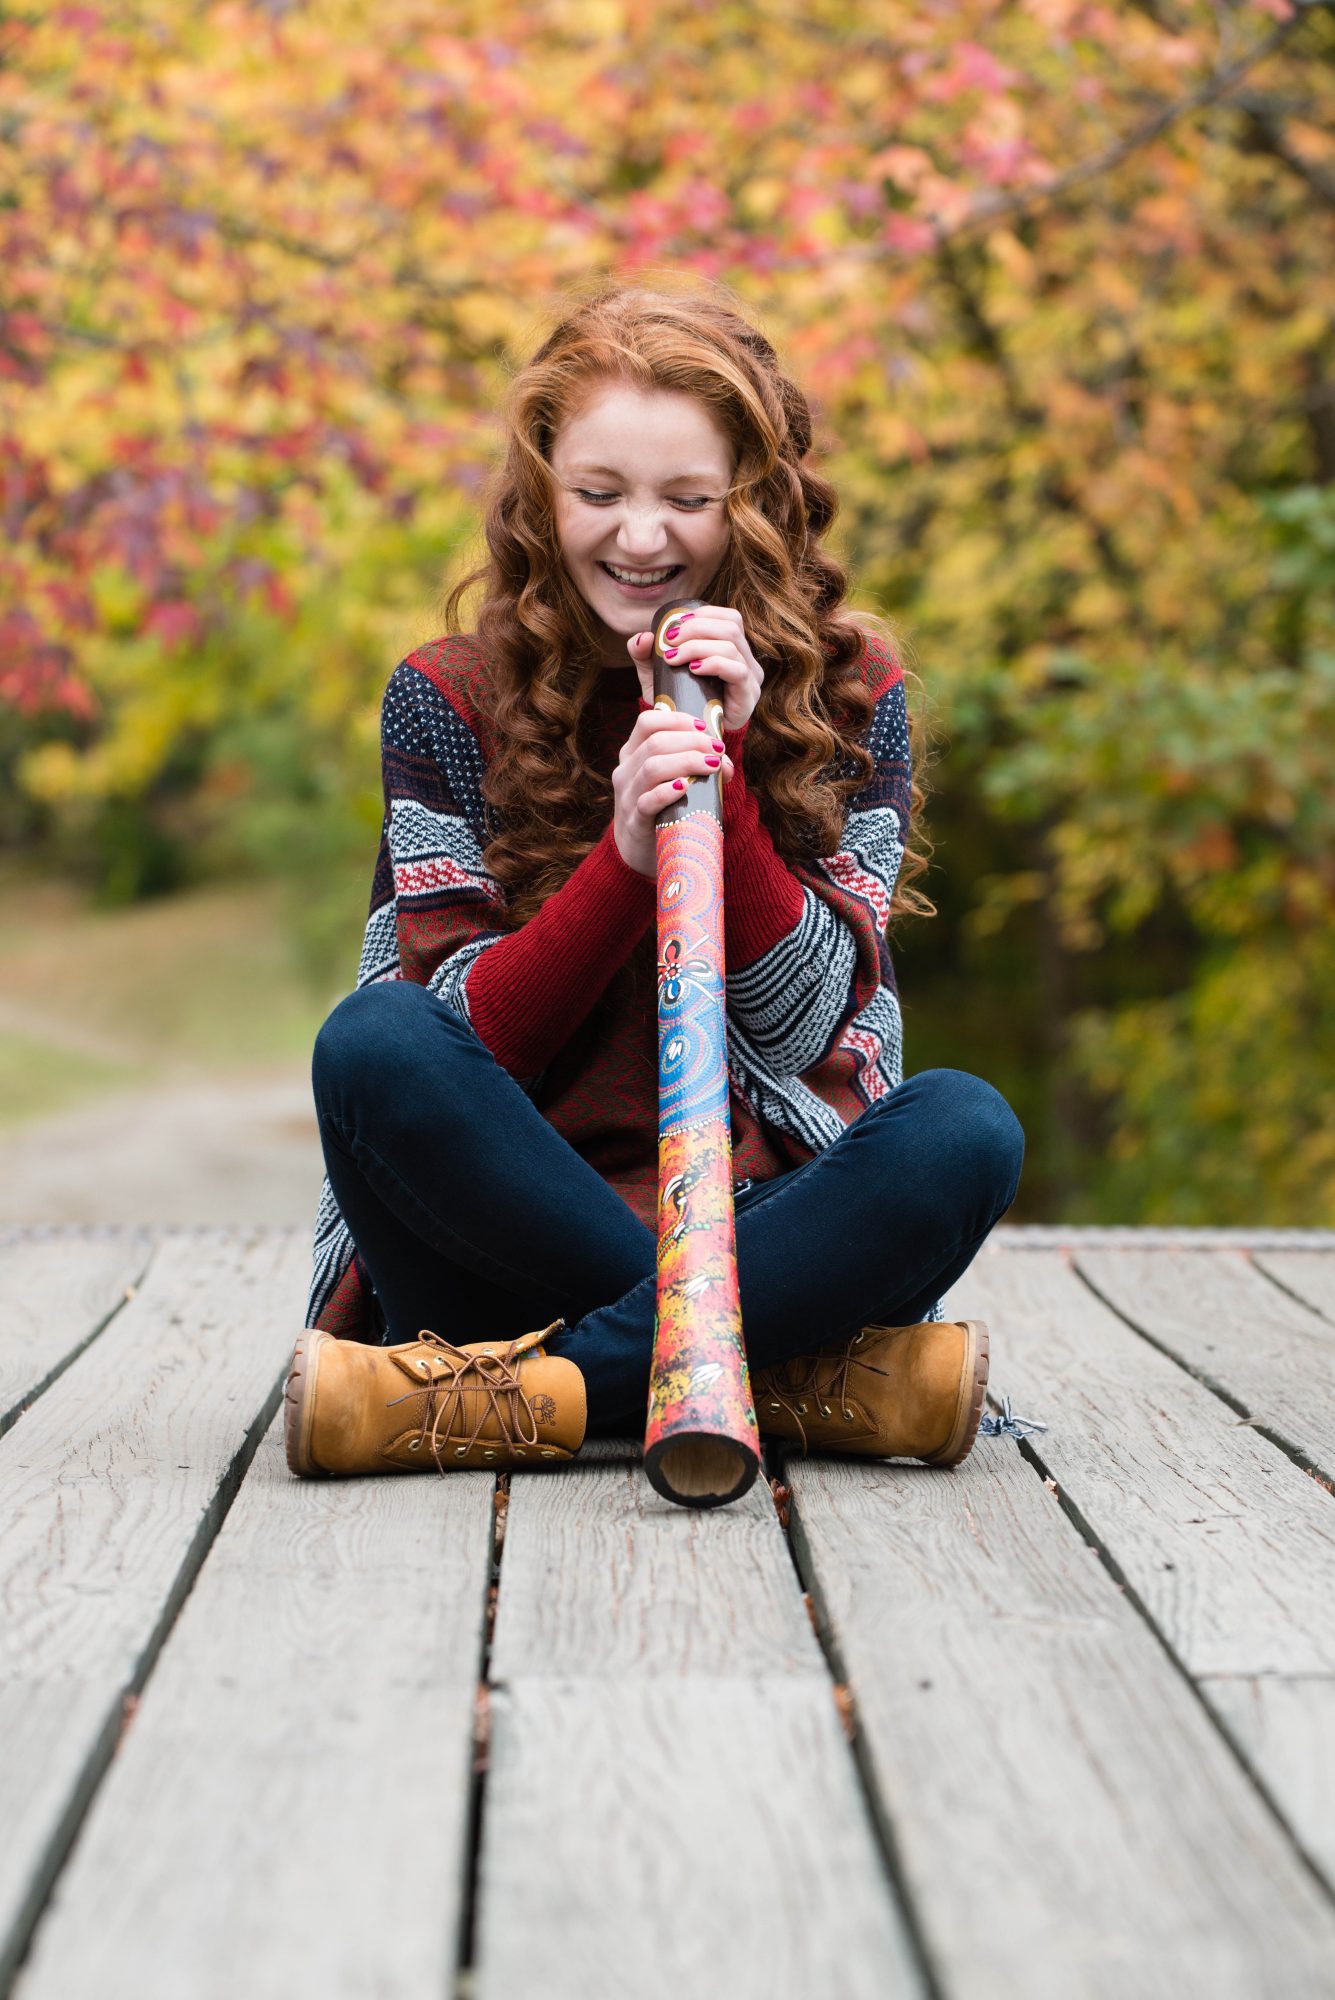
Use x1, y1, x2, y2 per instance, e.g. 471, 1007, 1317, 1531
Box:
642, 598, 761, 1510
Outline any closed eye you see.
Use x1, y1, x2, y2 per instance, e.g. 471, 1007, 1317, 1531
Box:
575, 489, 714, 510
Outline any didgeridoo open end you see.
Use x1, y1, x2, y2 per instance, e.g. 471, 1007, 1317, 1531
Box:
643, 596, 762, 1512
644, 1433, 756, 1510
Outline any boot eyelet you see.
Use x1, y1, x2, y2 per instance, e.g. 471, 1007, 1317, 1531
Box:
768, 1400, 781, 1413
797, 1403, 808, 1415
483, 1449, 495, 1459
819, 1403, 832, 1418
455, 1446, 467, 1457
407, 1438, 421, 1450
853, 1331, 864, 1343
541, 1448, 556, 1458
842, 1409, 855, 1423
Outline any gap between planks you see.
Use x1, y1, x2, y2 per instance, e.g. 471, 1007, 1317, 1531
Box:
783, 1434, 1335, 1997
472, 1444, 924, 2000
12, 1416, 497, 2000
0, 1228, 308, 1995
0, 1232, 156, 1440
953, 1244, 1335, 1906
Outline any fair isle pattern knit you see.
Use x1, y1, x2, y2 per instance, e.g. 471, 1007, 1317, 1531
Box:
306, 629, 943, 1338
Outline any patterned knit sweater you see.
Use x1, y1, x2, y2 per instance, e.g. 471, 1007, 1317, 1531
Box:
306, 625, 938, 1339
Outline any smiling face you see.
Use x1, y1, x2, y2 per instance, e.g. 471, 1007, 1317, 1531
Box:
549, 380, 734, 664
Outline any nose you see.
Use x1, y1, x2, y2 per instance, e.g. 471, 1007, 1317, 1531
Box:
614, 501, 672, 563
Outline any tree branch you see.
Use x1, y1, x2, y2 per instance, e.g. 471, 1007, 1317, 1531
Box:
769, 0, 1333, 271
1233, 86, 1335, 208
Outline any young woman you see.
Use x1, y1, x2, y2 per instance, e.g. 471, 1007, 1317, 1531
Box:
284, 279, 1024, 1480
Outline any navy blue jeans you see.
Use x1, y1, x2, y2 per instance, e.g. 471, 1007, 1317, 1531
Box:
311, 981, 1025, 1436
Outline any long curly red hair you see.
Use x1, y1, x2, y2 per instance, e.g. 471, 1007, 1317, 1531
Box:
444, 276, 935, 931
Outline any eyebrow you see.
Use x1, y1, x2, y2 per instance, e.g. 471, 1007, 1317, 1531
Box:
566, 464, 724, 485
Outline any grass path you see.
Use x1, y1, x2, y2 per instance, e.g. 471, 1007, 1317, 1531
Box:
0, 871, 341, 1227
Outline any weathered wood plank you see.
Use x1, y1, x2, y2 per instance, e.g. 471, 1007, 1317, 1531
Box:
13, 1419, 494, 2000
1065, 1244, 1335, 1895
992, 1227, 1335, 1249
0, 1228, 155, 1435
477, 1457, 921, 1998
1204, 1675, 1335, 1892
476, 1678, 919, 2000
1073, 1244, 1335, 1476
0, 1226, 308, 1989
786, 1442, 1335, 1998
944, 1247, 1335, 1901
1254, 1248, 1335, 1334
953, 1248, 1335, 1676
572, 1434, 642, 1463
491, 1451, 823, 1681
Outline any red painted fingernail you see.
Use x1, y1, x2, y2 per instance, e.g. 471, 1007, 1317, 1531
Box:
664, 647, 678, 658
706, 756, 721, 767
689, 663, 701, 671
693, 719, 706, 730
672, 779, 685, 790
664, 625, 680, 642
711, 739, 724, 750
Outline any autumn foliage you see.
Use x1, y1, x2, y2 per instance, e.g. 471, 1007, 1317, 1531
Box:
2, 0, 1333, 1221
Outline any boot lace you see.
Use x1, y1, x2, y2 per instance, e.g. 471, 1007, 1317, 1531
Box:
760, 1330, 869, 1453
386, 1320, 565, 1470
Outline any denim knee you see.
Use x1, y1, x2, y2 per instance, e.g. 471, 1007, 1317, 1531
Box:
908, 1068, 1025, 1217
311, 979, 469, 1102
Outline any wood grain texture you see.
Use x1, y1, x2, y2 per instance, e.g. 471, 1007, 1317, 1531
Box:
1204, 1675, 1335, 1891
0, 1229, 155, 1434
475, 1678, 920, 2000
492, 1451, 823, 1681
992, 1227, 1335, 1249
13, 1419, 495, 2000
944, 1246, 1335, 1902
574, 1434, 643, 1464
0, 1226, 308, 1986
13, 1227, 1335, 1996
1254, 1248, 1335, 1333
786, 1442, 1335, 1999
479, 1453, 920, 1998
1074, 1244, 1335, 1474
949, 1248, 1335, 1676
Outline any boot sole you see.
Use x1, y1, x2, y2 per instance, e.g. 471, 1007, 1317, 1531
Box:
284, 1329, 331, 1478
923, 1318, 990, 1468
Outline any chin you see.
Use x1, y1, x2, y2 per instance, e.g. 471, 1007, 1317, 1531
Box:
590, 596, 640, 627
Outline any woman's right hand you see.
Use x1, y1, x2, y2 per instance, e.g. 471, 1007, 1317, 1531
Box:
612, 708, 734, 879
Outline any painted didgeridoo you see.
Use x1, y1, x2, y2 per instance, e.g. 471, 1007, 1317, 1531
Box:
642, 598, 761, 1510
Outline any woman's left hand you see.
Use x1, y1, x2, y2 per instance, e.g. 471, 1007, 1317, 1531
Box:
627, 605, 764, 732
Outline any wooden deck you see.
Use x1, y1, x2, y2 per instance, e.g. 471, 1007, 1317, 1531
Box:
3, 1223, 1335, 1998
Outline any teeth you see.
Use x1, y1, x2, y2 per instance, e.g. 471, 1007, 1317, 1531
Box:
604, 563, 679, 585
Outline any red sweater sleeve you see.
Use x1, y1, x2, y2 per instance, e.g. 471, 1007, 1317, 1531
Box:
632, 697, 805, 968
467, 708, 803, 1074
465, 821, 655, 1077
720, 721, 806, 970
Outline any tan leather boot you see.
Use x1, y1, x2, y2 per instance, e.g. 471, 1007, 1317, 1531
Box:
754, 1319, 989, 1467
284, 1321, 586, 1477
